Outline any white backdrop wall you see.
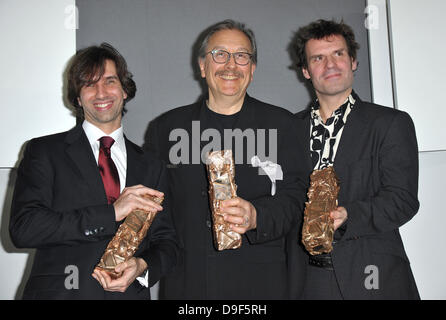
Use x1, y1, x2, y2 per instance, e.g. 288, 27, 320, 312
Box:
0, 0, 76, 167
0, 0, 76, 299
388, 0, 446, 152
389, 0, 446, 299
367, 0, 446, 299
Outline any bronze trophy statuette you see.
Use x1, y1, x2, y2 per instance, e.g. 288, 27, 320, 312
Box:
96, 195, 164, 279
302, 166, 340, 255
206, 150, 241, 250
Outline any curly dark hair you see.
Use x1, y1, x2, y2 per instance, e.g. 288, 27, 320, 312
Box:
293, 19, 359, 69
67, 42, 136, 117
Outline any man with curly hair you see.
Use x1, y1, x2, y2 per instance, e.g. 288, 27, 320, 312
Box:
291, 19, 419, 299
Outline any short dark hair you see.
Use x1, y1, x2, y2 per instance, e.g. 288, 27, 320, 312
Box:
197, 19, 257, 65
293, 19, 359, 69
67, 42, 136, 117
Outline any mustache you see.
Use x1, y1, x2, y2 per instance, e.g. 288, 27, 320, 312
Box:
215, 70, 244, 78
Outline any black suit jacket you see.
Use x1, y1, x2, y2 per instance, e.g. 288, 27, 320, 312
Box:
9, 125, 178, 300
145, 95, 308, 299
293, 95, 420, 299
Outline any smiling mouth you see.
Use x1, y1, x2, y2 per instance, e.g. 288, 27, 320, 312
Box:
216, 70, 243, 80
94, 102, 113, 109
221, 75, 238, 80
220, 74, 239, 80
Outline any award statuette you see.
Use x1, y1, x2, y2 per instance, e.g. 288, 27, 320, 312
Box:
96, 195, 164, 279
206, 150, 241, 250
302, 166, 340, 255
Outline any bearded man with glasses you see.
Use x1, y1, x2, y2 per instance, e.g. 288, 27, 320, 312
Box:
145, 19, 308, 299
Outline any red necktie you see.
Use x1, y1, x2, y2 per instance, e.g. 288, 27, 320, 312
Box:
98, 136, 120, 204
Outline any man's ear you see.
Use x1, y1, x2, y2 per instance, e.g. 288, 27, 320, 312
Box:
198, 58, 206, 78
302, 67, 311, 80
249, 63, 256, 83
77, 97, 82, 107
352, 58, 358, 72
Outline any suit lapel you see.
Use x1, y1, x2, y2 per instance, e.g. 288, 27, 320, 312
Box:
64, 125, 107, 202
296, 110, 313, 170
192, 101, 210, 193
125, 137, 148, 187
333, 101, 367, 169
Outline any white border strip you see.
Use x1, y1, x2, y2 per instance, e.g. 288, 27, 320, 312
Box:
366, 0, 395, 108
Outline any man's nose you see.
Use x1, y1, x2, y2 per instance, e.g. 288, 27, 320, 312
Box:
95, 83, 107, 98
225, 54, 237, 69
326, 55, 335, 68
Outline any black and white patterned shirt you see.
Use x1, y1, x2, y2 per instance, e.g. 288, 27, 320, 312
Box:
310, 93, 356, 170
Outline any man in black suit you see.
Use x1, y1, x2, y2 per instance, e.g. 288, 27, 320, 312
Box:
291, 19, 420, 299
145, 20, 307, 299
9, 43, 178, 299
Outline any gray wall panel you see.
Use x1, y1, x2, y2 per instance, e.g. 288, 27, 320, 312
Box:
77, 0, 370, 146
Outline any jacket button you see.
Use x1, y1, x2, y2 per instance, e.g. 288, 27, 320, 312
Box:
201, 190, 207, 197
206, 220, 212, 228
84, 230, 91, 236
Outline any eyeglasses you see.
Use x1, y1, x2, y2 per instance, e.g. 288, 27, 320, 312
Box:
206, 49, 253, 66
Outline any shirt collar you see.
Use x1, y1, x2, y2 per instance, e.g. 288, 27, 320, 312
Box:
311, 92, 356, 124
82, 120, 126, 153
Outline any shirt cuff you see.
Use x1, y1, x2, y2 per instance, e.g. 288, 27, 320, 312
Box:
136, 270, 149, 288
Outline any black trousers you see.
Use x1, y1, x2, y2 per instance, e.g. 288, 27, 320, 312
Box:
302, 265, 343, 300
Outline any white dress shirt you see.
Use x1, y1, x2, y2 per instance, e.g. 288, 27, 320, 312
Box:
82, 120, 127, 192
82, 120, 149, 287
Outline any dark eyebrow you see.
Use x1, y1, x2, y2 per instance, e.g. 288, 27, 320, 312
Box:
309, 54, 322, 60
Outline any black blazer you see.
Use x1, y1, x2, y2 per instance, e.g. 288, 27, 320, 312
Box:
9, 125, 178, 300
293, 95, 420, 299
145, 95, 308, 299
